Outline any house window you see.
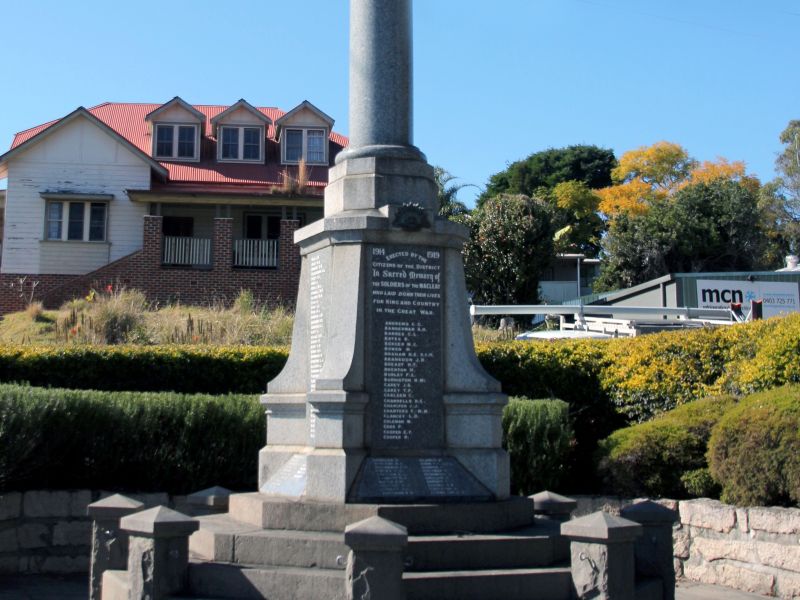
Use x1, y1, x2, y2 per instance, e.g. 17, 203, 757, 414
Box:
283, 128, 327, 164
45, 201, 107, 242
154, 124, 198, 160
218, 126, 263, 161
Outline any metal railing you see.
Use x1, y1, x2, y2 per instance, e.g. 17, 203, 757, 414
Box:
162, 236, 211, 266
470, 304, 733, 321
233, 238, 279, 268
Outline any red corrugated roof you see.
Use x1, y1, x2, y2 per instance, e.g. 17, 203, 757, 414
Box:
10, 102, 347, 191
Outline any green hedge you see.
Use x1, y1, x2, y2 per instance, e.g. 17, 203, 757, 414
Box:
477, 313, 800, 423
708, 384, 800, 506
597, 395, 737, 498
502, 398, 574, 495
0, 384, 264, 494
0, 384, 572, 496
2, 314, 799, 423
0, 345, 287, 395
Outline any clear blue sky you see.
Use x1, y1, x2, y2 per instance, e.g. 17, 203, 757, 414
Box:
2, 0, 798, 205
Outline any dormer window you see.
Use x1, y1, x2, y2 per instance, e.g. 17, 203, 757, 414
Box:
218, 126, 264, 162
154, 124, 199, 160
283, 128, 327, 164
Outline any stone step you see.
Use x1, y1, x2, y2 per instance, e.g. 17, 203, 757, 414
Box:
404, 566, 572, 600
407, 526, 560, 571
229, 492, 537, 534
191, 513, 348, 570
187, 561, 347, 600
191, 513, 568, 573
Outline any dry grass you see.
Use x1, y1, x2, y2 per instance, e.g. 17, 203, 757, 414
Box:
145, 302, 294, 346
24, 302, 44, 321
39, 288, 292, 346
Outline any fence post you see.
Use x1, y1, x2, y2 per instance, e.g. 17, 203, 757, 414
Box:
87, 494, 144, 600
621, 500, 678, 600
119, 506, 199, 600
344, 516, 407, 600
562, 511, 642, 600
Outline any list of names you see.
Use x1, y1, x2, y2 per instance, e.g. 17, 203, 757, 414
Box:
368, 245, 444, 448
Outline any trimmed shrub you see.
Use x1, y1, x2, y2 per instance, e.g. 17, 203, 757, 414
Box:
708, 384, 800, 506
502, 397, 574, 495
598, 395, 737, 497
478, 341, 622, 491
599, 327, 732, 422
0, 384, 263, 494
681, 468, 720, 498
0, 345, 287, 394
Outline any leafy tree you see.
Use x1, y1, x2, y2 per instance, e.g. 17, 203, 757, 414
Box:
463, 194, 554, 305
479, 145, 616, 205
597, 179, 654, 217
595, 180, 775, 291
549, 181, 604, 255
686, 158, 760, 194
768, 120, 800, 252
598, 143, 763, 219
777, 120, 800, 204
597, 141, 694, 218
433, 166, 471, 220
612, 141, 696, 192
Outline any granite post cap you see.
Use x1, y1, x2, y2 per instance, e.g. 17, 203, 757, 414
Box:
531, 490, 577, 514
345, 516, 408, 551
187, 486, 232, 509
87, 494, 145, 520
620, 500, 679, 525
120, 506, 199, 538
561, 511, 642, 543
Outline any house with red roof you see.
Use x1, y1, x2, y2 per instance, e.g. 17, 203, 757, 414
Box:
0, 97, 346, 313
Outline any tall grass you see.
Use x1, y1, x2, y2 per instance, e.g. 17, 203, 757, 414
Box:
51, 288, 294, 346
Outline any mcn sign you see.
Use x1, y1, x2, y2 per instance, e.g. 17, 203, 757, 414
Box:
695, 279, 800, 318
700, 288, 744, 304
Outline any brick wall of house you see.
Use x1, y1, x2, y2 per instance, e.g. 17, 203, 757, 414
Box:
0, 217, 302, 314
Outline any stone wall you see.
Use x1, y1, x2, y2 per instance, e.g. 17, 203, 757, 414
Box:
0, 490, 187, 575
574, 496, 800, 599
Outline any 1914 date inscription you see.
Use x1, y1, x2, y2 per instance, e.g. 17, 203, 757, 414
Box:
368, 245, 443, 449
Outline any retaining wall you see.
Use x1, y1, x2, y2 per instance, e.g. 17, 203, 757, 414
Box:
574, 496, 800, 599
0, 490, 190, 575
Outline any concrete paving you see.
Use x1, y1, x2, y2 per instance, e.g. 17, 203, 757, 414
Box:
0, 574, 773, 599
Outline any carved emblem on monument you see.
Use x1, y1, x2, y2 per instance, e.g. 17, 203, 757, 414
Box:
393, 203, 430, 231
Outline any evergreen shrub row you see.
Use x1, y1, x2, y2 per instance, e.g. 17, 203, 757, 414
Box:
0, 383, 573, 496
599, 384, 800, 506
502, 397, 574, 495
0, 345, 287, 395
0, 315, 797, 422
0, 384, 264, 494
597, 395, 736, 498
709, 385, 800, 506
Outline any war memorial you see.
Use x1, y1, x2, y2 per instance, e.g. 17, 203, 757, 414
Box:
87, 1, 677, 598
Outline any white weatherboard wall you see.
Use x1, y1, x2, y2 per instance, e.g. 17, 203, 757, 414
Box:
2, 116, 152, 275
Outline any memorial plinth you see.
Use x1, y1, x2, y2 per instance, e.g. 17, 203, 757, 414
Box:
258, 0, 509, 504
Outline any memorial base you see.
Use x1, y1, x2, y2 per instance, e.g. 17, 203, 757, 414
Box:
259, 157, 509, 504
